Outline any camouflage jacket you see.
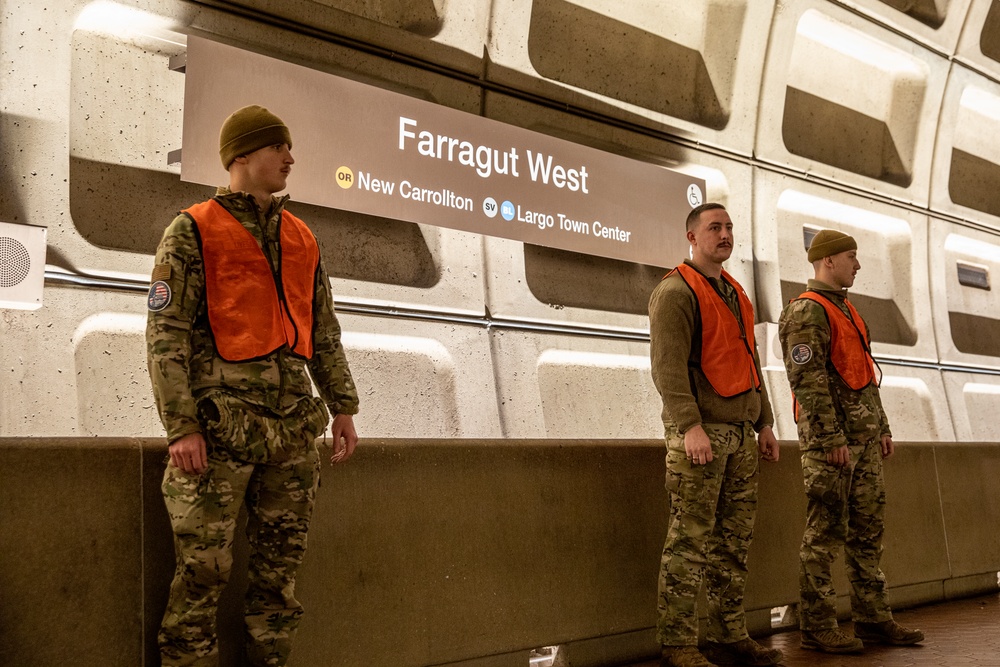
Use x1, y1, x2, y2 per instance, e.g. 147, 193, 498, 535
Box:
648, 260, 774, 434
146, 187, 359, 443
778, 279, 891, 452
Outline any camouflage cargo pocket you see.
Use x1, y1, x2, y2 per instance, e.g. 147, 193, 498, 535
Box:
805, 464, 850, 506
197, 393, 328, 465
295, 395, 330, 443
663, 448, 707, 501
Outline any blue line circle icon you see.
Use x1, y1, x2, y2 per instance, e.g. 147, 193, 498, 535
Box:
501, 200, 516, 221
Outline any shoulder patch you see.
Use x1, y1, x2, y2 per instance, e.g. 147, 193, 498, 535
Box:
151, 263, 172, 282
790, 343, 813, 365
147, 280, 172, 312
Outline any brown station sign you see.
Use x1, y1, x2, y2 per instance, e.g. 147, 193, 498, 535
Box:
180, 36, 704, 267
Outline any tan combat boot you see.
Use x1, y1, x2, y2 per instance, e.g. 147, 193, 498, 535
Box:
801, 627, 864, 653
854, 619, 924, 645
661, 645, 718, 667
703, 637, 784, 665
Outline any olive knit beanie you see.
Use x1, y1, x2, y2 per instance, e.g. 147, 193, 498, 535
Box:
219, 105, 292, 169
807, 229, 857, 262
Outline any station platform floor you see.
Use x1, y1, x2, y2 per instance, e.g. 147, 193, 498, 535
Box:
621, 591, 1000, 667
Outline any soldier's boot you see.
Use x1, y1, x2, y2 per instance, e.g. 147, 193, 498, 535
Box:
854, 620, 924, 646
800, 628, 864, 654
703, 638, 784, 665
660, 645, 718, 667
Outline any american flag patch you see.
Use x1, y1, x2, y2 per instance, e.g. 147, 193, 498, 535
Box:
151, 264, 172, 282
147, 280, 172, 312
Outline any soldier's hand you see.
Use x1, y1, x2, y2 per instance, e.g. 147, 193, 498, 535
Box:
757, 426, 779, 462
683, 425, 714, 465
168, 432, 208, 474
330, 413, 358, 464
880, 434, 894, 459
826, 444, 851, 467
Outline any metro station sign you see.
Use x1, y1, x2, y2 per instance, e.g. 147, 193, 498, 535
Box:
180, 36, 703, 267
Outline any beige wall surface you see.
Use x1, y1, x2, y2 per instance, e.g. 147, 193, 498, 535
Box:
4, 0, 1000, 443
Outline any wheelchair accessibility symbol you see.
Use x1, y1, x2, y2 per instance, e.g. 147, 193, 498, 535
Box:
687, 184, 703, 208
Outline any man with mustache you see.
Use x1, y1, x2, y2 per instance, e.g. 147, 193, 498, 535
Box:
147, 105, 360, 666
649, 203, 782, 667
778, 229, 923, 654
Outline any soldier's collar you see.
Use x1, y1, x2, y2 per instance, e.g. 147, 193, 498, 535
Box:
213, 188, 289, 214
806, 278, 848, 295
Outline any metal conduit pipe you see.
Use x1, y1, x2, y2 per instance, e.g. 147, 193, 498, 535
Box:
44, 267, 1000, 375
43, 268, 650, 341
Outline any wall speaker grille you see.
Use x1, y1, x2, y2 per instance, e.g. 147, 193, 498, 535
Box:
0, 236, 31, 287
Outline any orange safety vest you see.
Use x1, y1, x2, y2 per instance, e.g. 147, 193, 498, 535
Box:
796, 290, 876, 391
670, 263, 761, 398
185, 199, 319, 362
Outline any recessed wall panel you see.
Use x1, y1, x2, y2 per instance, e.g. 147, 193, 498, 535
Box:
942, 371, 1000, 441
2, 287, 174, 438
929, 221, 1000, 367
482, 92, 754, 332
955, 0, 1000, 80
489, 330, 660, 439
981, 0, 1000, 62
877, 366, 955, 441
757, 2, 947, 204
526, 0, 743, 130
487, 0, 777, 154
287, 0, 449, 35
875, 0, 952, 29
836, 0, 972, 50
753, 172, 937, 362
1, 285, 500, 439
326, 315, 501, 438
72, 314, 164, 438
69, 13, 212, 257
930, 65, 1000, 229
2, 288, 86, 437
68, 20, 488, 316
210, 0, 490, 70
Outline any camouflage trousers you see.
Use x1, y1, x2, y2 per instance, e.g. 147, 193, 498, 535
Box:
798, 436, 891, 631
159, 396, 326, 667
657, 421, 759, 646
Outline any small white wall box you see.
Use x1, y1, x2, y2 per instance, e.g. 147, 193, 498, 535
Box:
0, 221, 47, 310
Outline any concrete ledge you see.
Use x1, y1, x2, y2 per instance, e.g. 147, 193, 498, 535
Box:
945, 572, 1000, 600
0, 439, 146, 667
0, 438, 997, 667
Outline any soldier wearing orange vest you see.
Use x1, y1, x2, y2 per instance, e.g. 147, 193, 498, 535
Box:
649, 203, 782, 667
146, 105, 359, 666
779, 229, 923, 654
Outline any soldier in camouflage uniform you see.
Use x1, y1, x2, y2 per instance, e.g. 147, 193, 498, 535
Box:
649, 203, 783, 667
147, 105, 360, 666
779, 229, 923, 654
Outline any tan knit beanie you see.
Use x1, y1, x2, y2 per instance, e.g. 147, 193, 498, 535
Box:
219, 105, 292, 169
807, 229, 857, 262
